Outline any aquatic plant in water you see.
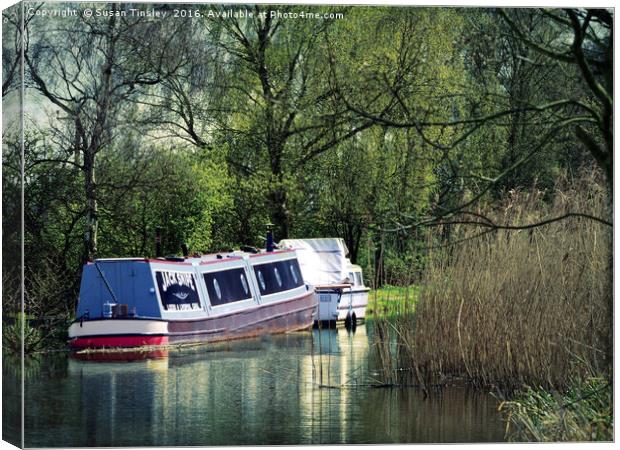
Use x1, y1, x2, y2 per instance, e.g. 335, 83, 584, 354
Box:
499, 377, 612, 441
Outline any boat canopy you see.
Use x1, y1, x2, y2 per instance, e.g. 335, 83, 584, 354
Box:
279, 238, 350, 286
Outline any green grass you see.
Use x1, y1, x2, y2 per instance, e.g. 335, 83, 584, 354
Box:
366, 285, 419, 318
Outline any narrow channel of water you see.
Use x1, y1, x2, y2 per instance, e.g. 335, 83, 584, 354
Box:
4, 322, 506, 447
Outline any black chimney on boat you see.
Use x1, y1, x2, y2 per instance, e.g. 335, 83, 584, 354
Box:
266, 223, 274, 252
155, 226, 162, 258
181, 243, 189, 258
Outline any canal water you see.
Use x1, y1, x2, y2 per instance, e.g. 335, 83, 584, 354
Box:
4, 323, 506, 447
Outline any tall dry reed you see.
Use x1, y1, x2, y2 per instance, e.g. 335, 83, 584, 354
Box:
412, 171, 611, 390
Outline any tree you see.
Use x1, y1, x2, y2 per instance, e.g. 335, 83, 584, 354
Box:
500, 8, 613, 194
95, 139, 234, 258
25, 3, 186, 261
336, 8, 612, 232
2, 6, 28, 98
138, 6, 436, 243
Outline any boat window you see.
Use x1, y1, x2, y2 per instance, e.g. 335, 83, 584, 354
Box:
155, 271, 201, 311
257, 270, 266, 291
253, 259, 304, 295
240, 273, 249, 295
355, 272, 363, 286
274, 267, 282, 287
203, 268, 253, 306
348, 272, 356, 285
213, 278, 222, 301
289, 264, 299, 284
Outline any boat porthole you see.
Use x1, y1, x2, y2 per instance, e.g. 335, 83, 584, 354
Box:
257, 270, 266, 291
213, 278, 222, 301
274, 267, 282, 287
240, 274, 249, 295
290, 264, 298, 283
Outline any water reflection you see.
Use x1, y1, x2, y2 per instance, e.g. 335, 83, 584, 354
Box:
14, 323, 506, 447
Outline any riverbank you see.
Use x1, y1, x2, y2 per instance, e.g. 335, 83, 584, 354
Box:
368, 302, 612, 441
368, 174, 612, 441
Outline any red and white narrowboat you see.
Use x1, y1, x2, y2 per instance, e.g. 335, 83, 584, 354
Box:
68, 248, 317, 349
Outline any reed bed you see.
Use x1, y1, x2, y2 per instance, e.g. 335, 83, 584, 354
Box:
411, 172, 611, 390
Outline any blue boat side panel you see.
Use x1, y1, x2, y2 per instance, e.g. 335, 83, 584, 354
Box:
76, 261, 162, 319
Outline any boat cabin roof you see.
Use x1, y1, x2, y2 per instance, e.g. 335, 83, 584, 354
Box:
92, 249, 296, 266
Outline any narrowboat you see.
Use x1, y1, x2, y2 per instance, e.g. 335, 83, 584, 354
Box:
68, 248, 317, 349
278, 238, 370, 325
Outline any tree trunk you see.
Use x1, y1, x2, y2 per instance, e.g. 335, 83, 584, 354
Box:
373, 232, 384, 288
82, 150, 98, 261
80, 10, 117, 262
269, 184, 289, 240
345, 223, 362, 264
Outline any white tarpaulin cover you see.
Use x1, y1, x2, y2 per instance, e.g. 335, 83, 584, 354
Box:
279, 238, 350, 286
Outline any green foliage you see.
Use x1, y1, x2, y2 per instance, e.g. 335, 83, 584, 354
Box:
2, 313, 45, 355
97, 144, 234, 257
499, 378, 612, 442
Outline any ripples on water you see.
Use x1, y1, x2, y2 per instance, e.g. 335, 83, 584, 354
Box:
4, 322, 506, 447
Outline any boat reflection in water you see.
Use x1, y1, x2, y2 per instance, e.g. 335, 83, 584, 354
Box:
21, 323, 505, 447
71, 349, 170, 362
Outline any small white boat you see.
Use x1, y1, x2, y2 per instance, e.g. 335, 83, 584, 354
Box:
338, 263, 370, 322
279, 238, 370, 325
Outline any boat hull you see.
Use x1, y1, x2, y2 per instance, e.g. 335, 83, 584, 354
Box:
336, 289, 370, 321
69, 291, 317, 349
315, 288, 369, 323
